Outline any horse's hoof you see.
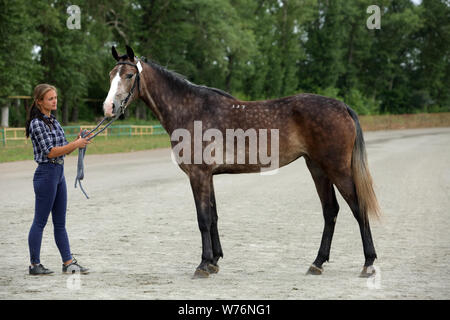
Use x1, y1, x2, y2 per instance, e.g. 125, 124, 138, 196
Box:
306, 264, 323, 275
193, 268, 210, 279
207, 264, 219, 274
359, 265, 376, 278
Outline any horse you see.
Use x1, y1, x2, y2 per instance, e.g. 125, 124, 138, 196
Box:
103, 45, 381, 278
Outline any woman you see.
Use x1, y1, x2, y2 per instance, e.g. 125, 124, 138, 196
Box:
26, 84, 90, 275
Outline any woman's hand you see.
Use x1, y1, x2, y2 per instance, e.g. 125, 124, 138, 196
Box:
77, 128, 94, 139
75, 136, 91, 149
75, 128, 94, 148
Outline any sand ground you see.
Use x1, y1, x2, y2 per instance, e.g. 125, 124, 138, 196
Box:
1, 127, 449, 299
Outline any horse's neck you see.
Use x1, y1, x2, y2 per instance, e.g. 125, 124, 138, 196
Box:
140, 67, 200, 135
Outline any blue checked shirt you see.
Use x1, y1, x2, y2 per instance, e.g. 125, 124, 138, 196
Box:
29, 115, 68, 164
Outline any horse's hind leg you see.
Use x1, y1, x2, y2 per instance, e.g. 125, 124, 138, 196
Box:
208, 177, 223, 274
305, 158, 340, 275
333, 172, 377, 277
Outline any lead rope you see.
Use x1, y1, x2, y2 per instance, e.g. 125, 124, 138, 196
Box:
74, 114, 121, 199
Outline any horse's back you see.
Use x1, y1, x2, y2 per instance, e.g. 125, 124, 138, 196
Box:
234, 93, 357, 170
206, 93, 356, 174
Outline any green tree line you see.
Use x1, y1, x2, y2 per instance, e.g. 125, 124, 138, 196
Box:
1, 0, 449, 126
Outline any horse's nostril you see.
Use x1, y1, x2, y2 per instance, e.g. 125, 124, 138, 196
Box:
113, 99, 121, 111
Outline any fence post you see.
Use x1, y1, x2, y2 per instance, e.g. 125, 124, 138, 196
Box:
2, 127, 6, 146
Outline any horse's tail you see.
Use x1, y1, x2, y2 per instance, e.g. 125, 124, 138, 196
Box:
346, 106, 381, 225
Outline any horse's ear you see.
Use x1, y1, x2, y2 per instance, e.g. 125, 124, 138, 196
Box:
126, 45, 135, 62
112, 46, 120, 61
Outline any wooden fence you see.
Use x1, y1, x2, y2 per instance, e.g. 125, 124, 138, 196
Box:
0, 125, 166, 146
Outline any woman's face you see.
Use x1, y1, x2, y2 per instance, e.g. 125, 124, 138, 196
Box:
38, 89, 57, 115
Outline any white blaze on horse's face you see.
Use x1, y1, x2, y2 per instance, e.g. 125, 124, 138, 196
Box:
103, 66, 130, 117
103, 71, 120, 117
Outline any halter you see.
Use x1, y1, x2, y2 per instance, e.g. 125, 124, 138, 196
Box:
115, 60, 141, 112
78, 59, 143, 141
74, 58, 143, 199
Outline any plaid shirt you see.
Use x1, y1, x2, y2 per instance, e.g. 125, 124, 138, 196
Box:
29, 114, 68, 164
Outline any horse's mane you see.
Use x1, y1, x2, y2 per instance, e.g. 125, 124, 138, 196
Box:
140, 56, 235, 100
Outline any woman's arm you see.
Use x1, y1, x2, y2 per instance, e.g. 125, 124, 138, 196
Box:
47, 136, 91, 158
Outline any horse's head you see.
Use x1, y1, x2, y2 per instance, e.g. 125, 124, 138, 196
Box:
103, 45, 142, 118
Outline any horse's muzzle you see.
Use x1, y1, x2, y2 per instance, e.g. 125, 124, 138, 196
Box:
103, 99, 120, 118
112, 99, 121, 116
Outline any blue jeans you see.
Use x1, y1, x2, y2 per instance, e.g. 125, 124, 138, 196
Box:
28, 163, 72, 264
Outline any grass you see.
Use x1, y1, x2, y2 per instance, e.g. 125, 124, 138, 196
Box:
1, 112, 450, 163
65, 118, 163, 127
0, 134, 171, 163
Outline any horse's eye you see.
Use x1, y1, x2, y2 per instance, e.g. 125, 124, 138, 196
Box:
126, 74, 133, 79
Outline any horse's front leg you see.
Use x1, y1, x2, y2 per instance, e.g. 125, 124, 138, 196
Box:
189, 171, 214, 278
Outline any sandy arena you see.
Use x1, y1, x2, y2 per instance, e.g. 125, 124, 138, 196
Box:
1, 127, 449, 299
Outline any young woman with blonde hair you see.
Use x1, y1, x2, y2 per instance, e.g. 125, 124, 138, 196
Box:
26, 84, 90, 275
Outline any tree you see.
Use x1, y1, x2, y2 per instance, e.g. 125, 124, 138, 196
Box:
2, 0, 448, 128
0, 0, 42, 126
34, 0, 107, 124
243, 0, 315, 100
412, 0, 450, 111
368, 0, 422, 113
299, 0, 348, 92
